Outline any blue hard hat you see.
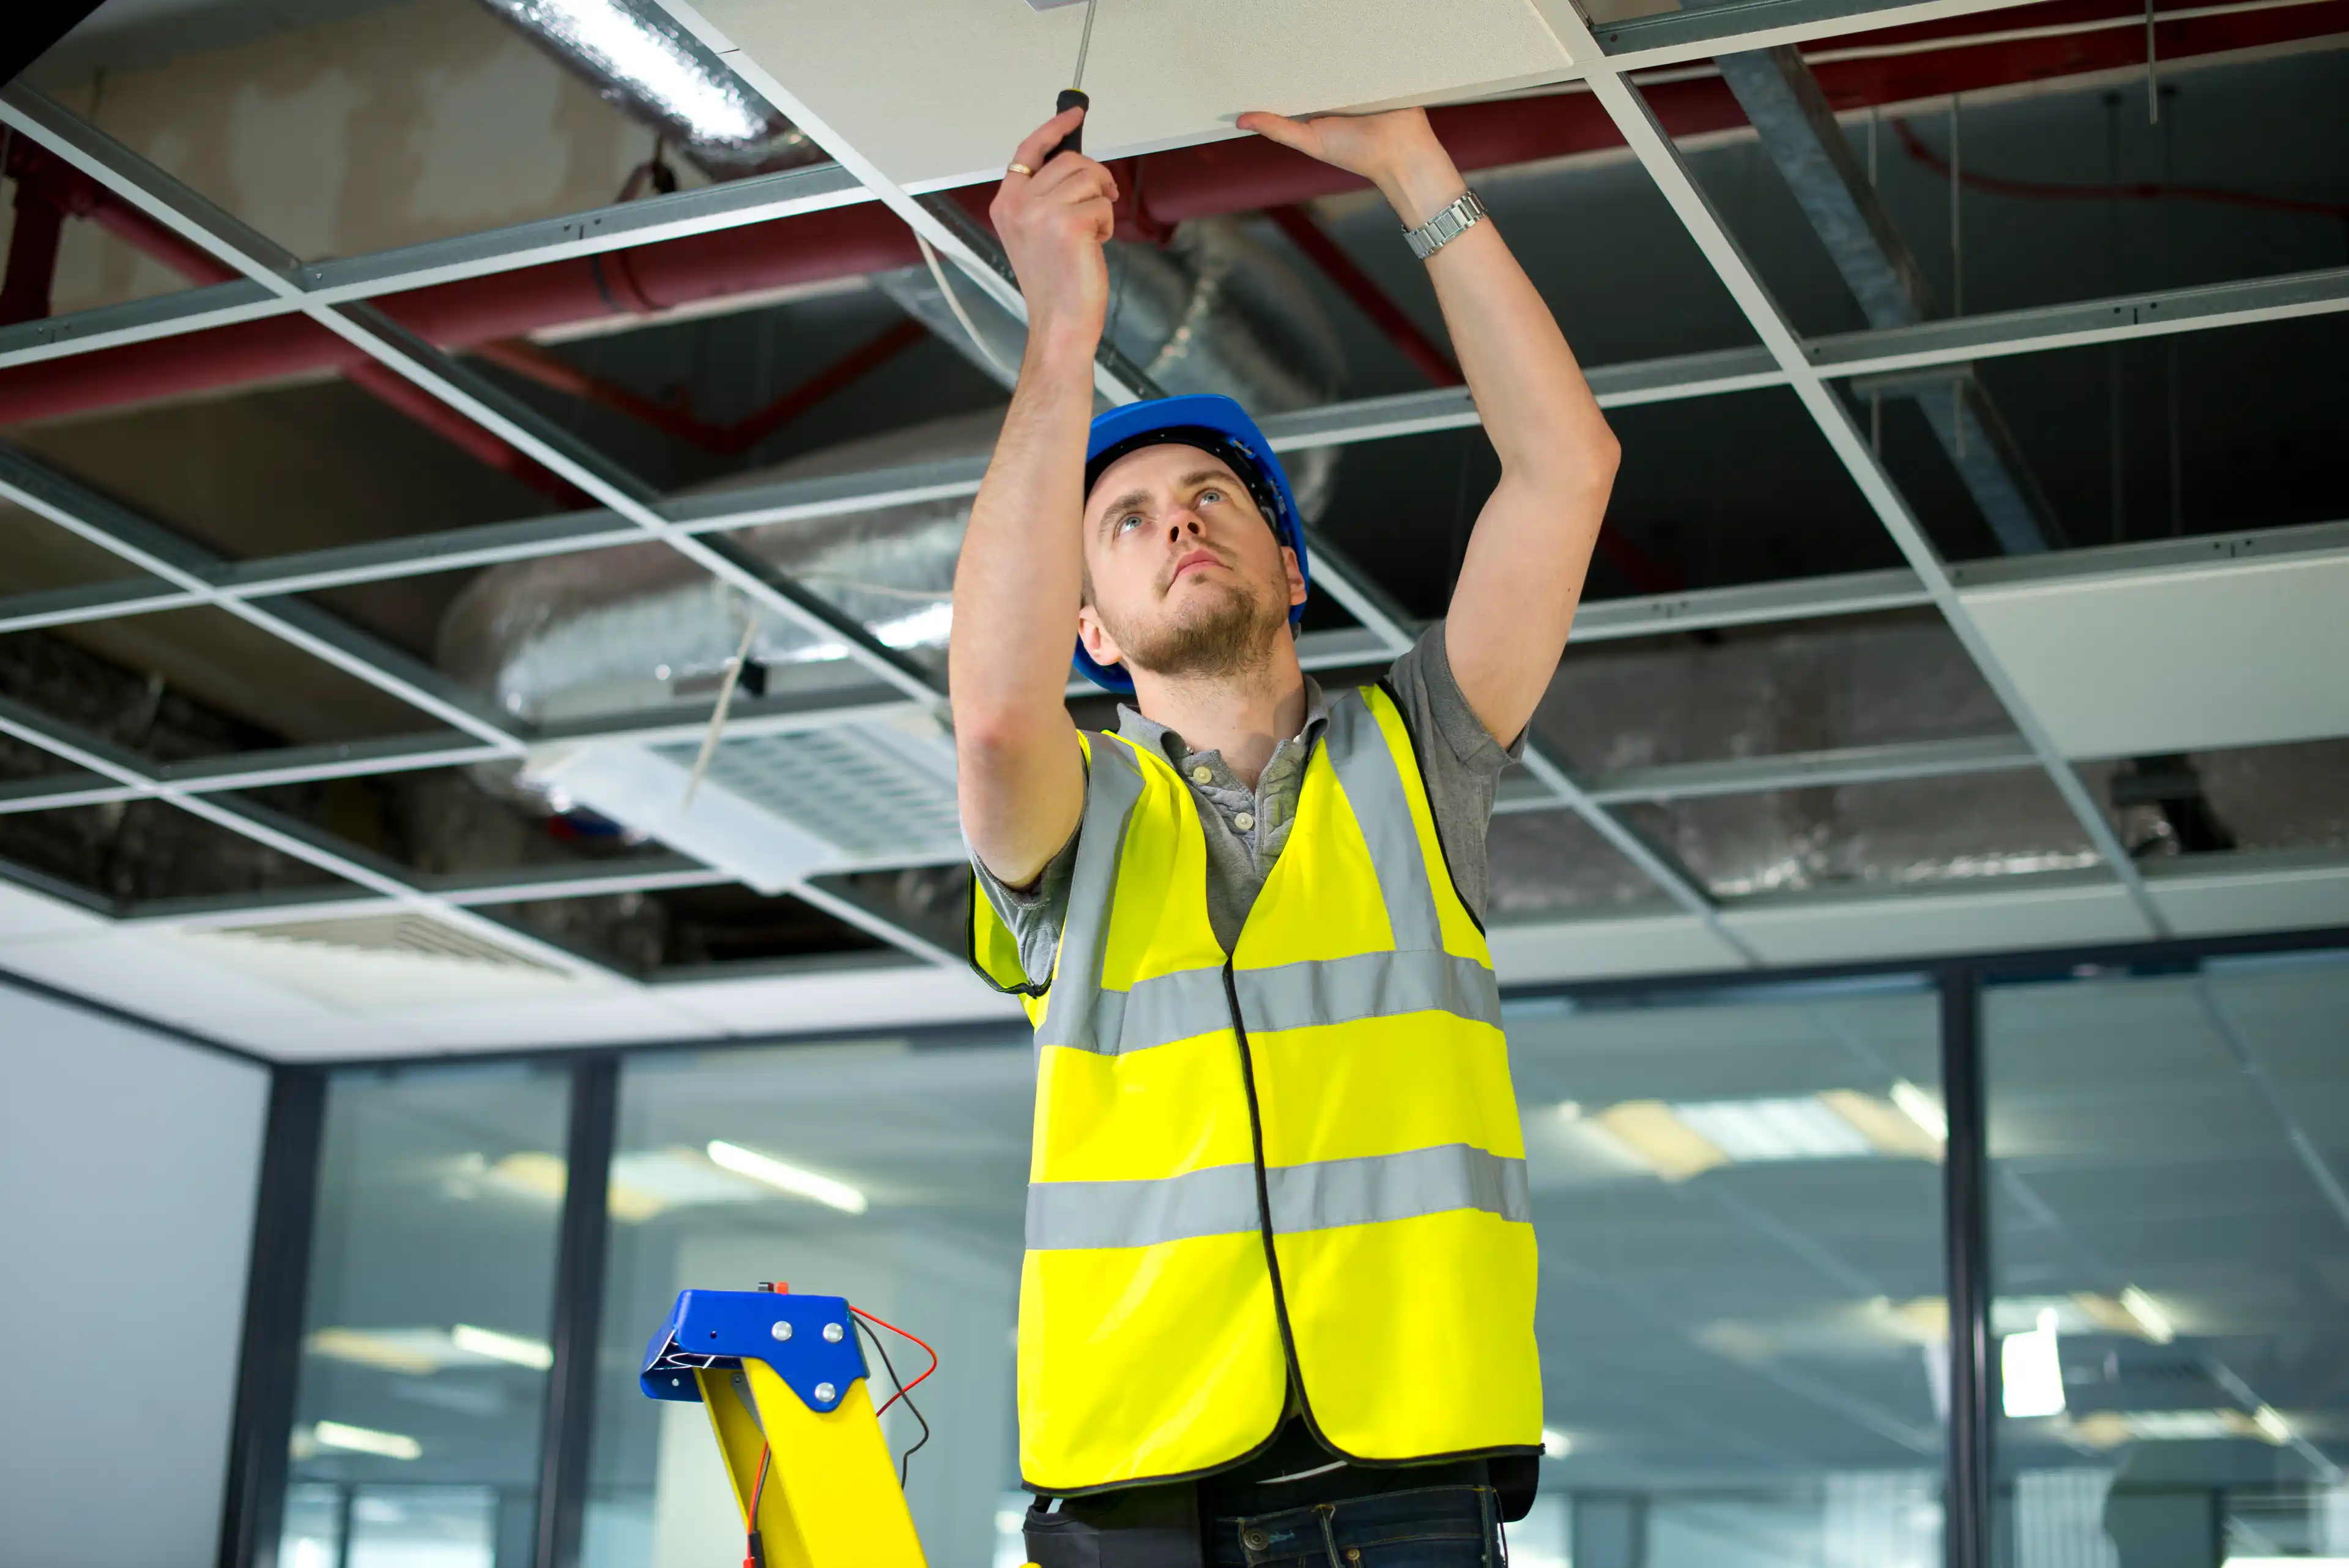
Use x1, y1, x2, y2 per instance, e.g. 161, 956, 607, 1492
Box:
1073, 393, 1310, 693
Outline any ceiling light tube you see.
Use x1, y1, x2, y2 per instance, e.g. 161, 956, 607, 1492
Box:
706, 1139, 868, 1214
2251, 1405, 2293, 1445
312, 1420, 422, 1460
2001, 1308, 2066, 1419
2117, 1286, 2176, 1345
451, 1323, 555, 1370
1890, 1080, 1948, 1142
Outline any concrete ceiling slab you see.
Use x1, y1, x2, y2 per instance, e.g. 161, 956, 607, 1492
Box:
688, 0, 1578, 189
1960, 550, 2349, 760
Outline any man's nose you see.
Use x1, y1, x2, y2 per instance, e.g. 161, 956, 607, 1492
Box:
1165, 513, 1203, 541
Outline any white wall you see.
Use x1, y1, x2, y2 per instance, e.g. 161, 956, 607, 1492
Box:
0, 978, 270, 1568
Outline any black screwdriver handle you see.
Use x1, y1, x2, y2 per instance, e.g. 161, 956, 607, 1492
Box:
1047, 89, 1089, 165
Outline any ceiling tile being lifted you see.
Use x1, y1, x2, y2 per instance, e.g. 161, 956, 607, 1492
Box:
678, 0, 1579, 190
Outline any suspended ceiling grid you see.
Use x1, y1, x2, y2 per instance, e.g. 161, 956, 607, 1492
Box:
0, 0, 2345, 1056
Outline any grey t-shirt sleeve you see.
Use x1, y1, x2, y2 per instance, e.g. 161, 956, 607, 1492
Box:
1385, 619, 1523, 926
971, 808, 1080, 990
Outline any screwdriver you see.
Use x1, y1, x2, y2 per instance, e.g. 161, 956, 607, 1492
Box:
1045, 0, 1099, 165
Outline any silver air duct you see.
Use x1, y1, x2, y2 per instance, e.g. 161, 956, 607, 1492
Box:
433, 220, 1346, 901
439, 218, 1348, 732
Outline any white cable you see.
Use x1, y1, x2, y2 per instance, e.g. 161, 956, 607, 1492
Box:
681, 605, 762, 811
915, 231, 1018, 385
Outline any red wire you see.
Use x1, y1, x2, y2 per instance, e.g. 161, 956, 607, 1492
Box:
1894, 117, 2349, 221
850, 1307, 940, 1416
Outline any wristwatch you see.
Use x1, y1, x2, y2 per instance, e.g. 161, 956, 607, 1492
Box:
1403, 189, 1487, 261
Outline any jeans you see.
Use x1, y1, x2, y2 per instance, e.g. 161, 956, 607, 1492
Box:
1208, 1484, 1504, 1567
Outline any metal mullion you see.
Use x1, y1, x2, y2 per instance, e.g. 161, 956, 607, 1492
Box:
1529, 2, 2167, 936
1939, 967, 1994, 1568
210, 512, 641, 598
425, 856, 729, 906
216, 1063, 327, 1568
0, 776, 141, 814
158, 734, 508, 793
533, 1056, 617, 1568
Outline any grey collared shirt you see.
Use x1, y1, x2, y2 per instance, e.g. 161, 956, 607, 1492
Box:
974, 622, 1520, 984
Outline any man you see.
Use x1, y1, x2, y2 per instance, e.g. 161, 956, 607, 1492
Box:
956, 100, 1619, 1568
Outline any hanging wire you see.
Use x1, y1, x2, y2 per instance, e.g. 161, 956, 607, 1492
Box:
681, 603, 762, 810
915, 232, 1017, 385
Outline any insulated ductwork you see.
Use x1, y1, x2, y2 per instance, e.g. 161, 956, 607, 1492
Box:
440, 218, 1345, 730
473, 0, 825, 179
434, 219, 1345, 886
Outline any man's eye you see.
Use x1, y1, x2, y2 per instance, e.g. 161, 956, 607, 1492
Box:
1115, 514, 1143, 533
1197, 489, 1225, 506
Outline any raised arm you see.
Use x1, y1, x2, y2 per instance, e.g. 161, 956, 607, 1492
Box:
1238, 109, 1620, 746
949, 108, 1116, 886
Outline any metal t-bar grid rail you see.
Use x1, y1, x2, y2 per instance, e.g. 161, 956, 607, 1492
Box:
1, 7, 2339, 960
1525, 0, 2168, 935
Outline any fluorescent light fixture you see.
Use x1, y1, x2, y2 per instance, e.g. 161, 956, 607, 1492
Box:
1555, 1101, 1583, 1123
604, 1146, 771, 1223
482, 1150, 569, 1206
305, 1326, 448, 1376
1818, 1090, 1943, 1160
311, 1420, 422, 1460
707, 1139, 868, 1214
873, 601, 954, 650
1672, 1097, 1872, 1162
2066, 1408, 2266, 1447
2117, 1287, 2176, 1345
1889, 1080, 1948, 1142
1595, 1101, 1729, 1181
2002, 1308, 2066, 1418
2251, 1404, 2293, 1445
481, 0, 771, 144
1541, 1428, 1572, 1458
451, 1324, 554, 1371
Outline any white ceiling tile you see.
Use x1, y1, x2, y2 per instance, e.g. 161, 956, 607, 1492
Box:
1961, 552, 2349, 758
1489, 913, 1745, 983
1724, 880, 2152, 966
0, 881, 108, 943
694, 0, 1577, 188
659, 960, 1025, 1037
2149, 857, 2349, 938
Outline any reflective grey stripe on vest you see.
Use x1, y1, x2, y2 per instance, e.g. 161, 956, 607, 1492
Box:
1027, 1143, 1529, 1251
1034, 740, 1146, 1052
1321, 693, 1442, 953
1061, 948, 1502, 1058
1037, 693, 1488, 1058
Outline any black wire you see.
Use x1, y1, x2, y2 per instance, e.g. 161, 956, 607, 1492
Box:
855, 1315, 930, 1488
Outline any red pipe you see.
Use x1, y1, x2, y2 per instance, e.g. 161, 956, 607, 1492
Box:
2, 0, 2340, 427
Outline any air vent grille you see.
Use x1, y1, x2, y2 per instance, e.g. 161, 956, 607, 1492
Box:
651, 726, 962, 861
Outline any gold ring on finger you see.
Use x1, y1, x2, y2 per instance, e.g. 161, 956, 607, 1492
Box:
1007, 162, 1036, 177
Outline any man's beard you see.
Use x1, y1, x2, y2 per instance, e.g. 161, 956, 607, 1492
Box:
1105, 574, 1288, 683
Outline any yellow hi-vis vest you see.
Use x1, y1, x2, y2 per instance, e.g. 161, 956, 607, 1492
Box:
970, 683, 1541, 1495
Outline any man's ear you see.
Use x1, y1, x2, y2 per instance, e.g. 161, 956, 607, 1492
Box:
1076, 601, 1125, 670
1280, 545, 1307, 609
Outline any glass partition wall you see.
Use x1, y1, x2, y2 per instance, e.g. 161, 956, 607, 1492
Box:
277, 1063, 574, 1568
241, 937, 2347, 1568
1986, 953, 2349, 1568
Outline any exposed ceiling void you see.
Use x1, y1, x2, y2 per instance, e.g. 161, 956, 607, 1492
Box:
483, 882, 889, 977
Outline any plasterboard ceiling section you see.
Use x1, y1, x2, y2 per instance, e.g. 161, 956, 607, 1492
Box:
685, 0, 1578, 188
1960, 550, 2349, 758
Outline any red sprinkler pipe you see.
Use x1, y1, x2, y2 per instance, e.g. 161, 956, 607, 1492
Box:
2, 0, 2341, 427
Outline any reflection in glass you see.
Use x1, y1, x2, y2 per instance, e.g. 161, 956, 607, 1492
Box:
1507, 983, 1947, 1568
280, 1065, 572, 1568
1988, 953, 2349, 1568
583, 1036, 1033, 1567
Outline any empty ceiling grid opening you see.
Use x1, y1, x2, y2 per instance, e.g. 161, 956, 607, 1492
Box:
0, 0, 2345, 1052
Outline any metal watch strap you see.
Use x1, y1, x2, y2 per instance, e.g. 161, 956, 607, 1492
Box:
1403, 189, 1486, 261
